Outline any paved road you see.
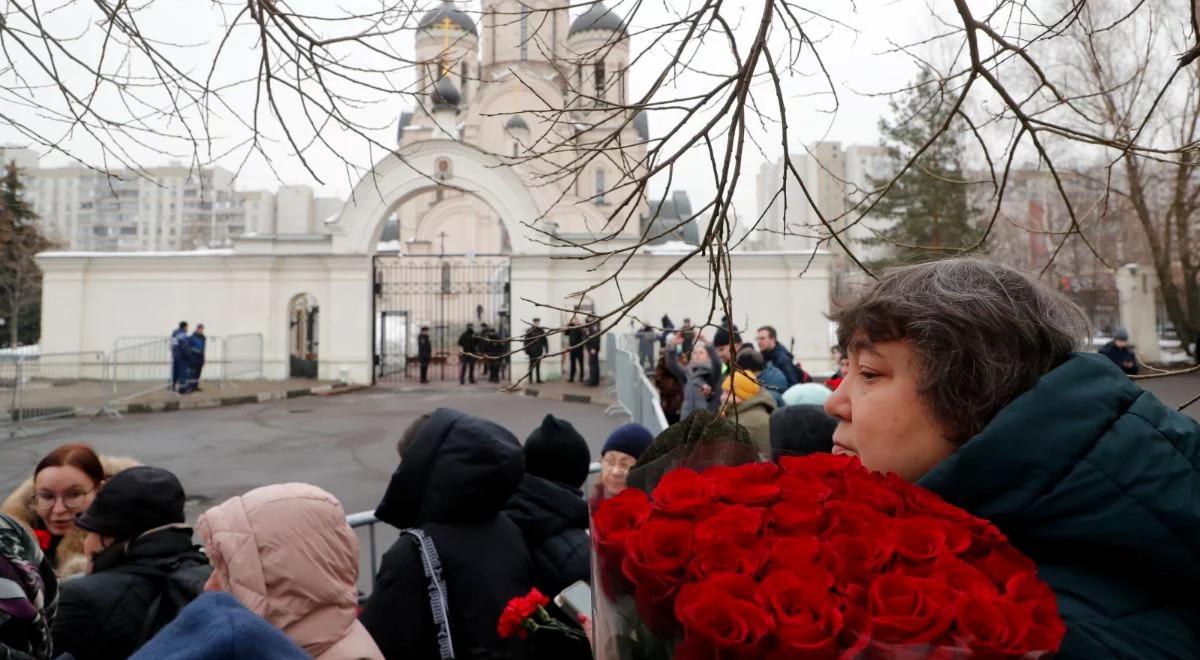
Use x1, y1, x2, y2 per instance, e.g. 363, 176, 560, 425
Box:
0, 385, 629, 522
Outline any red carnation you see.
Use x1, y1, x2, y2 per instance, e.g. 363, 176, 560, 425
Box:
33, 529, 51, 552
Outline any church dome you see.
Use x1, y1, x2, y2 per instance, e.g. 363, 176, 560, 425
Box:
418, 1, 478, 37
569, 2, 626, 37
504, 115, 529, 132
432, 76, 462, 109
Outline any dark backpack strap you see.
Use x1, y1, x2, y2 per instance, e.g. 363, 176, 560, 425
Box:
400, 528, 456, 660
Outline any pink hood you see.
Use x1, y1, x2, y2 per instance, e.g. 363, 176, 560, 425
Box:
197, 483, 382, 660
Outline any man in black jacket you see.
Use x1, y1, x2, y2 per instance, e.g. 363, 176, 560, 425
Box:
52, 466, 210, 660
586, 320, 602, 387
756, 325, 804, 387
523, 319, 549, 384
1098, 328, 1139, 375
504, 415, 592, 659
457, 324, 477, 385
566, 318, 585, 383
362, 409, 532, 659
417, 326, 432, 383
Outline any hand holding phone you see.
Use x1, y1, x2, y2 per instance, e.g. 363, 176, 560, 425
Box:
554, 580, 592, 623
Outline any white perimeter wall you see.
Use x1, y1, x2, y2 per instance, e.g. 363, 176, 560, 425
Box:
38, 252, 373, 383
38, 249, 831, 384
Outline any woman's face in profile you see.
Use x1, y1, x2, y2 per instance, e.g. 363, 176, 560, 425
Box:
824, 339, 956, 482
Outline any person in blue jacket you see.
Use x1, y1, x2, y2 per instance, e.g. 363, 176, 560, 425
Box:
131, 591, 308, 660
169, 321, 189, 392
182, 324, 206, 393
823, 257, 1200, 659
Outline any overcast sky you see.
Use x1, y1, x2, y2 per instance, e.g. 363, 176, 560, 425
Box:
0, 1, 947, 216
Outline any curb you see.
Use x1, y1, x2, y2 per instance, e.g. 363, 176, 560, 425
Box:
45, 383, 356, 419
513, 386, 611, 406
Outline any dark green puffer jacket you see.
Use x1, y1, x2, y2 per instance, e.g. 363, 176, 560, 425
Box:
919, 353, 1200, 659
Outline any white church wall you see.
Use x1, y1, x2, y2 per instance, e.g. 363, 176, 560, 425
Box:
38, 253, 374, 383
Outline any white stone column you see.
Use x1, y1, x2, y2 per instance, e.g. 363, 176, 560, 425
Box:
1115, 263, 1161, 362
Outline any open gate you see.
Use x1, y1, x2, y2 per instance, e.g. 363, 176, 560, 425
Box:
372, 254, 511, 382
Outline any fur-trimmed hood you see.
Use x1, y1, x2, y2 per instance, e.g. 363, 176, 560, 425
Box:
0, 454, 142, 578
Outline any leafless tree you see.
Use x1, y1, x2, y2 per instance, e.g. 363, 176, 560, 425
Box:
2, 0, 1200, 393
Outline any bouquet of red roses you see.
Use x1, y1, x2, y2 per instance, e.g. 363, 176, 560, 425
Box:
591, 452, 1066, 658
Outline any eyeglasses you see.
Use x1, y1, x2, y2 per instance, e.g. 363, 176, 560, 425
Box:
33, 489, 93, 512
601, 457, 636, 473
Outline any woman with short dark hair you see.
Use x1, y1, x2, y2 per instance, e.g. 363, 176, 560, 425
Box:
825, 257, 1200, 658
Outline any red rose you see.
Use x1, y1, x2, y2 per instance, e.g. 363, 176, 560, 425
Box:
622, 517, 694, 596
688, 538, 769, 580
892, 516, 948, 565
822, 501, 889, 541
675, 575, 774, 654
897, 478, 991, 531
975, 543, 1039, 588
695, 504, 764, 547
1004, 572, 1067, 652
651, 468, 714, 517
757, 571, 843, 658
956, 597, 1038, 656
33, 529, 51, 552
827, 535, 894, 586
868, 574, 956, 645
768, 500, 824, 536
905, 555, 998, 600
705, 462, 782, 506
776, 473, 834, 506
592, 488, 651, 552
779, 453, 865, 477
845, 477, 903, 515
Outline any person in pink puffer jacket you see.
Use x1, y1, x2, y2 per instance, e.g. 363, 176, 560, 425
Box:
196, 483, 383, 660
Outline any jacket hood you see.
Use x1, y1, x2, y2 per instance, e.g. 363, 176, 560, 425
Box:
920, 353, 1200, 653
503, 474, 588, 544
130, 592, 309, 660
375, 408, 524, 528
735, 388, 777, 414
0, 454, 141, 578
197, 483, 382, 660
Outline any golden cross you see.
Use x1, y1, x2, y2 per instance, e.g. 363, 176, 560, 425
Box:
439, 16, 455, 76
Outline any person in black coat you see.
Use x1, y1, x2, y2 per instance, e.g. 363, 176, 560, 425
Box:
523, 319, 550, 384
52, 466, 211, 660
361, 409, 532, 660
566, 318, 586, 383
417, 326, 432, 383
585, 320, 602, 387
484, 326, 505, 383
504, 415, 592, 660
1098, 327, 1138, 375
457, 324, 478, 385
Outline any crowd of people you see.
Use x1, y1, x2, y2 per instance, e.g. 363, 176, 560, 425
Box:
3, 257, 1199, 660
0, 412, 658, 660
448, 314, 603, 388
168, 322, 206, 394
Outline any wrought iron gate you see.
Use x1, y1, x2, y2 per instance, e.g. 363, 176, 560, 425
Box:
373, 254, 511, 382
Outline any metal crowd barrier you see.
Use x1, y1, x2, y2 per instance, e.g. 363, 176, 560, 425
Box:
0, 333, 265, 434
346, 461, 602, 600
605, 334, 669, 436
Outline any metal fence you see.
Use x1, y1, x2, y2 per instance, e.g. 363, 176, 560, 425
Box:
0, 352, 108, 428
0, 333, 265, 434
347, 461, 602, 601
605, 334, 669, 436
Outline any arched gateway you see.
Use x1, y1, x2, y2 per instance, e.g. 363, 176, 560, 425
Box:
327, 140, 548, 383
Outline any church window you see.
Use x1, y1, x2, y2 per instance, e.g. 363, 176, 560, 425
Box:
512, 142, 519, 158
595, 169, 606, 204
488, 9, 496, 63
461, 62, 469, 102
594, 61, 605, 102
520, 9, 529, 61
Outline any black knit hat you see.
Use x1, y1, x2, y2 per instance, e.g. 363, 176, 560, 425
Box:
524, 415, 592, 489
75, 466, 185, 540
